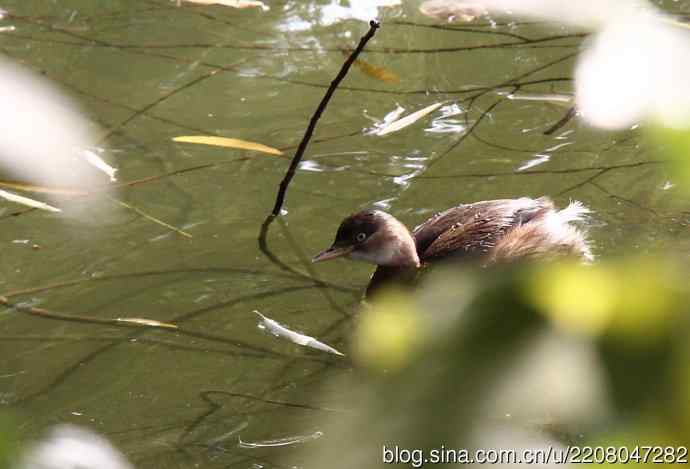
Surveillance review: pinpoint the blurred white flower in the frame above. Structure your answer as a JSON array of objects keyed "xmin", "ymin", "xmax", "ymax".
[
  {"xmin": 431, "ymin": 0, "xmax": 690, "ymax": 130},
  {"xmin": 0, "ymin": 57, "xmax": 114, "ymax": 198},
  {"xmin": 471, "ymin": 0, "xmax": 653, "ymax": 29},
  {"xmin": 321, "ymin": 0, "xmax": 401, "ymax": 24},
  {"xmin": 16, "ymin": 424, "xmax": 134, "ymax": 469},
  {"xmin": 576, "ymin": 15, "xmax": 690, "ymax": 129}
]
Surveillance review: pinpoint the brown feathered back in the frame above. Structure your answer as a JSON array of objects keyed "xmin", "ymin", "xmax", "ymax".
[{"xmin": 412, "ymin": 198, "xmax": 554, "ymax": 262}]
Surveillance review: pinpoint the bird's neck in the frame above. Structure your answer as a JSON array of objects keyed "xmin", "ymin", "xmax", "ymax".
[
  {"xmin": 366, "ymin": 264, "xmax": 418, "ymax": 299},
  {"xmin": 379, "ymin": 218, "xmax": 420, "ymax": 268}
]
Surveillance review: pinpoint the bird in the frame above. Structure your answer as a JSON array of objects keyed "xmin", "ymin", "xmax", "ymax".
[{"xmin": 312, "ymin": 197, "xmax": 593, "ymax": 297}]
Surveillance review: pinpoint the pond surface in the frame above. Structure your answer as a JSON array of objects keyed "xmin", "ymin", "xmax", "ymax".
[{"xmin": 0, "ymin": 1, "xmax": 689, "ymax": 467}]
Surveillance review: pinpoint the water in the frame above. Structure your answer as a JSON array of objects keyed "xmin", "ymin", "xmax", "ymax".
[{"xmin": 0, "ymin": 1, "xmax": 688, "ymax": 467}]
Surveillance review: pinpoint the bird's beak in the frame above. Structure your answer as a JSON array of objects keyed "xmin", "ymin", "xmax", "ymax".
[{"xmin": 312, "ymin": 245, "xmax": 354, "ymax": 263}]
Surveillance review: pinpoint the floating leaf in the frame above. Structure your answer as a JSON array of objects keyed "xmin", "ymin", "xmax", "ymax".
[
  {"xmin": 506, "ymin": 92, "xmax": 574, "ymax": 107},
  {"xmin": 238, "ymin": 431, "xmax": 323, "ymax": 448},
  {"xmin": 115, "ymin": 318, "xmax": 178, "ymax": 329},
  {"xmin": 341, "ymin": 50, "xmax": 400, "ymax": 84},
  {"xmin": 354, "ymin": 59, "xmax": 400, "ymax": 83},
  {"xmin": 180, "ymin": 0, "xmax": 269, "ymax": 11},
  {"xmin": 82, "ymin": 150, "xmax": 118, "ymax": 182},
  {"xmin": 0, "ymin": 181, "xmax": 87, "ymax": 196},
  {"xmin": 0, "ymin": 189, "xmax": 61, "ymax": 212},
  {"xmin": 254, "ymin": 311, "xmax": 344, "ymax": 356},
  {"xmin": 173, "ymin": 136, "xmax": 283, "ymax": 156},
  {"xmin": 374, "ymin": 102, "xmax": 445, "ymax": 136}
]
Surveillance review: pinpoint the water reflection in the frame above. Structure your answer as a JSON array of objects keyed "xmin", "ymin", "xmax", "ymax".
[
  {"xmin": 0, "ymin": 0, "xmax": 680, "ymax": 468},
  {"xmin": 425, "ymin": 102, "xmax": 466, "ymax": 134},
  {"xmin": 320, "ymin": 0, "xmax": 401, "ymax": 25}
]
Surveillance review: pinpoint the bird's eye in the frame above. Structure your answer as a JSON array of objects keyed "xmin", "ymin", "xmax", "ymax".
[{"xmin": 356, "ymin": 232, "xmax": 367, "ymax": 242}]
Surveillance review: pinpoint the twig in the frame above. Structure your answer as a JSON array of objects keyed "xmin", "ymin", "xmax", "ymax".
[
  {"xmin": 269, "ymin": 20, "xmax": 380, "ymax": 217},
  {"xmin": 557, "ymin": 168, "xmax": 610, "ymax": 196},
  {"xmin": 0, "ymin": 295, "xmax": 174, "ymax": 329},
  {"xmin": 255, "ymin": 21, "xmax": 379, "ymax": 295},
  {"xmin": 200, "ymin": 389, "xmax": 346, "ymax": 413},
  {"xmin": 543, "ymin": 106, "xmax": 578, "ymax": 135},
  {"xmin": 110, "ymin": 196, "xmax": 193, "ymax": 238}
]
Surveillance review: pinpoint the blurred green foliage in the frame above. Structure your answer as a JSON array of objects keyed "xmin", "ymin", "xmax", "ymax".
[
  {"xmin": 294, "ymin": 255, "xmax": 689, "ymax": 468},
  {"xmin": 0, "ymin": 414, "xmax": 18, "ymax": 469},
  {"xmin": 648, "ymin": 126, "xmax": 690, "ymax": 194}
]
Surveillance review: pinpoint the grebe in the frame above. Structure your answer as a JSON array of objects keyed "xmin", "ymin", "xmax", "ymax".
[{"xmin": 312, "ymin": 197, "xmax": 592, "ymax": 297}]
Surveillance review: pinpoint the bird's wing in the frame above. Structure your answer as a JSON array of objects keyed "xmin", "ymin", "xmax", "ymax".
[{"xmin": 413, "ymin": 198, "xmax": 553, "ymax": 261}]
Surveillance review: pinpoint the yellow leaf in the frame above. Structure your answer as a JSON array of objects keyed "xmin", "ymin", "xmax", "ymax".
[
  {"xmin": 173, "ymin": 136, "xmax": 284, "ymax": 156},
  {"xmin": 355, "ymin": 59, "xmax": 400, "ymax": 84},
  {"xmin": 342, "ymin": 50, "xmax": 400, "ymax": 84},
  {"xmin": 375, "ymin": 102, "xmax": 445, "ymax": 136},
  {"xmin": 180, "ymin": 0, "xmax": 269, "ymax": 10},
  {"xmin": 0, "ymin": 189, "xmax": 61, "ymax": 212},
  {"xmin": 115, "ymin": 318, "xmax": 178, "ymax": 329},
  {"xmin": 0, "ymin": 181, "xmax": 88, "ymax": 196}
]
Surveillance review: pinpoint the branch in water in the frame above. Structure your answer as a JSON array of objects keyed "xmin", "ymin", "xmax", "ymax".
[
  {"xmin": 256, "ymin": 21, "xmax": 380, "ymax": 297},
  {"xmin": 270, "ymin": 20, "xmax": 380, "ymax": 217},
  {"xmin": 544, "ymin": 106, "xmax": 578, "ymax": 135}
]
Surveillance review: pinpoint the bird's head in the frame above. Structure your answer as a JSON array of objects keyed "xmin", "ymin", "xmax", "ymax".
[{"xmin": 312, "ymin": 210, "xmax": 420, "ymax": 268}]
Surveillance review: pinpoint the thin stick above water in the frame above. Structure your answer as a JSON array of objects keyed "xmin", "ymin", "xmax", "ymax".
[{"xmin": 269, "ymin": 20, "xmax": 380, "ymax": 217}]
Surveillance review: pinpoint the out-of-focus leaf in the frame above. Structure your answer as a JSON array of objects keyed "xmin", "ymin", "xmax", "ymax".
[
  {"xmin": 82, "ymin": 150, "xmax": 117, "ymax": 182},
  {"xmin": 419, "ymin": 0, "xmax": 487, "ymax": 22},
  {"xmin": 0, "ymin": 414, "xmax": 18, "ymax": 469},
  {"xmin": 180, "ymin": 0, "xmax": 269, "ymax": 10},
  {"xmin": 255, "ymin": 311, "xmax": 344, "ymax": 356},
  {"xmin": 115, "ymin": 318, "xmax": 178, "ymax": 329},
  {"xmin": 354, "ymin": 291, "xmax": 425, "ymax": 371},
  {"xmin": 173, "ymin": 136, "xmax": 283, "ymax": 156},
  {"xmin": 528, "ymin": 262, "xmax": 616, "ymax": 336},
  {"xmin": 0, "ymin": 189, "xmax": 61, "ymax": 212},
  {"xmin": 677, "ymin": 342, "xmax": 690, "ymax": 435},
  {"xmin": 527, "ymin": 258, "xmax": 683, "ymax": 340},
  {"xmin": 0, "ymin": 181, "xmax": 87, "ymax": 196},
  {"xmin": 647, "ymin": 125, "xmax": 690, "ymax": 194},
  {"xmin": 374, "ymin": 102, "xmax": 445, "ymax": 136}
]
